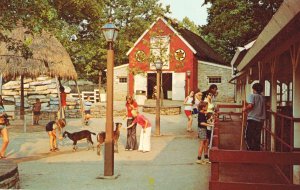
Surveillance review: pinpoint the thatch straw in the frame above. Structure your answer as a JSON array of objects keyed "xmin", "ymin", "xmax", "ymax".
[{"xmin": 0, "ymin": 27, "xmax": 77, "ymax": 80}]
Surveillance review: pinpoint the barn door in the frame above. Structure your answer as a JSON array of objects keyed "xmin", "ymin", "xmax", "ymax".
[
  {"xmin": 172, "ymin": 72, "xmax": 186, "ymax": 100},
  {"xmin": 134, "ymin": 73, "xmax": 147, "ymax": 103},
  {"xmin": 134, "ymin": 74, "xmax": 147, "ymax": 93}
]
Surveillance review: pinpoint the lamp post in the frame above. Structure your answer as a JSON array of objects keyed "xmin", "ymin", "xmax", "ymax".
[
  {"xmin": 155, "ymin": 61, "xmax": 163, "ymax": 136},
  {"xmin": 186, "ymin": 70, "xmax": 191, "ymax": 94},
  {"xmin": 101, "ymin": 19, "xmax": 119, "ymax": 177}
]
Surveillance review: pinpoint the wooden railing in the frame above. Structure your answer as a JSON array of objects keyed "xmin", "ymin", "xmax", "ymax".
[
  {"xmin": 209, "ymin": 105, "xmax": 300, "ymax": 190},
  {"xmin": 70, "ymin": 89, "xmax": 106, "ymax": 103},
  {"xmin": 210, "ymin": 149, "xmax": 300, "ymax": 190},
  {"xmin": 216, "ymin": 103, "xmax": 243, "ymax": 121}
]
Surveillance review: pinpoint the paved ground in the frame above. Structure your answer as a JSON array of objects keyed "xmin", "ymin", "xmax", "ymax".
[{"xmin": 3, "ymin": 103, "xmax": 210, "ymax": 190}]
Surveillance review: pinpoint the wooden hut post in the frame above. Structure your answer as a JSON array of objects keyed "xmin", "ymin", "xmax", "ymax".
[
  {"xmin": 55, "ymin": 76, "xmax": 62, "ymax": 119},
  {"xmin": 20, "ymin": 75, "xmax": 25, "ymax": 120},
  {"xmin": 270, "ymin": 58, "xmax": 278, "ymax": 151},
  {"xmin": 0, "ymin": 74, "xmax": 2, "ymax": 95},
  {"xmin": 290, "ymin": 44, "xmax": 300, "ymax": 183},
  {"xmin": 75, "ymin": 80, "xmax": 84, "ymax": 122}
]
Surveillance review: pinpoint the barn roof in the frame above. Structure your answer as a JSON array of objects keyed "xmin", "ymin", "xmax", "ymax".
[{"xmin": 174, "ymin": 25, "xmax": 227, "ymax": 65}]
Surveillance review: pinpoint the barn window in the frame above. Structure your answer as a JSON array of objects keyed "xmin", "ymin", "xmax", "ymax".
[
  {"xmin": 208, "ymin": 76, "xmax": 222, "ymax": 84},
  {"xmin": 119, "ymin": 77, "xmax": 127, "ymax": 83},
  {"xmin": 150, "ymin": 36, "xmax": 170, "ymax": 70}
]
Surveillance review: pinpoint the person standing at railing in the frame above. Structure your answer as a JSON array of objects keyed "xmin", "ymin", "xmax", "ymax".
[
  {"xmin": 243, "ymin": 83, "xmax": 266, "ymax": 151},
  {"xmin": 202, "ymin": 84, "xmax": 218, "ymax": 154}
]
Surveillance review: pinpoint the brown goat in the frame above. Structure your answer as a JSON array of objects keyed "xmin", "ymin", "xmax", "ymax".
[{"xmin": 97, "ymin": 122, "xmax": 122, "ymax": 156}]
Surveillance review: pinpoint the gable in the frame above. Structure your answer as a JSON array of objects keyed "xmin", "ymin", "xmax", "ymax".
[{"xmin": 126, "ymin": 17, "xmax": 196, "ymax": 56}]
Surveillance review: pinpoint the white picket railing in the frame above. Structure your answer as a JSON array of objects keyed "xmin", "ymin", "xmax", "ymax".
[{"xmin": 70, "ymin": 89, "xmax": 106, "ymax": 103}]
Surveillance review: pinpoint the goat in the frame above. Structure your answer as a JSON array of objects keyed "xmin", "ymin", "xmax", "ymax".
[
  {"xmin": 63, "ymin": 130, "xmax": 96, "ymax": 151},
  {"xmin": 97, "ymin": 122, "xmax": 122, "ymax": 156}
]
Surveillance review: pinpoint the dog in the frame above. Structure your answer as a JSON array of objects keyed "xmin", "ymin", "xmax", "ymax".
[
  {"xmin": 63, "ymin": 130, "xmax": 96, "ymax": 151},
  {"xmin": 97, "ymin": 122, "xmax": 122, "ymax": 156}
]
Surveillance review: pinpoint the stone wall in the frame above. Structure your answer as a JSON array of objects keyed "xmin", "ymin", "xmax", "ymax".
[
  {"xmin": 198, "ymin": 62, "xmax": 235, "ymax": 103},
  {"xmin": 113, "ymin": 65, "xmax": 128, "ymax": 101},
  {"xmin": 90, "ymin": 103, "xmax": 126, "ymax": 118},
  {"xmin": 142, "ymin": 105, "xmax": 181, "ymax": 115},
  {"xmin": 2, "ymin": 76, "xmax": 81, "ymax": 119},
  {"xmin": 0, "ymin": 160, "xmax": 20, "ymax": 189}
]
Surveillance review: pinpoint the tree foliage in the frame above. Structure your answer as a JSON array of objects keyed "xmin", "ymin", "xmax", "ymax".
[
  {"xmin": 201, "ymin": 0, "xmax": 283, "ymax": 62},
  {"xmin": 0, "ymin": 0, "xmax": 169, "ymax": 83},
  {"xmin": 178, "ymin": 17, "xmax": 201, "ymax": 35}
]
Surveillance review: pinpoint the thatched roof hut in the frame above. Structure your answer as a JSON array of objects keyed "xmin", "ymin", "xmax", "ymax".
[
  {"xmin": 0, "ymin": 27, "xmax": 79, "ymax": 120},
  {"xmin": 0, "ymin": 27, "xmax": 77, "ymax": 80}
]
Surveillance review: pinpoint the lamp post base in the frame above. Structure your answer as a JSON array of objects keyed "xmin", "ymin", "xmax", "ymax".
[{"xmin": 96, "ymin": 173, "xmax": 120, "ymax": 180}]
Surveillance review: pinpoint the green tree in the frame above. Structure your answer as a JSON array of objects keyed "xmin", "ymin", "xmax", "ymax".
[
  {"xmin": 201, "ymin": 0, "xmax": 283, "ymax": 62},
  {"xmin": 0, "ymin": 0, "xmax": 169, "ymax": 83},
  {"xmin": 179, "ymin": 17, "xmax": 201, "ymax": 35}
]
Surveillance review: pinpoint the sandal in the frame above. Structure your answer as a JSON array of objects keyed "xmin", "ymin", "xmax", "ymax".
[{"xmin": 0, "ymin": 155, "xmax": 7, "ymax": 159}]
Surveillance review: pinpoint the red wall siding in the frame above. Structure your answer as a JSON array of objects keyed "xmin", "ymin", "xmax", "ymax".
[{"xmin": 128, "ymin": 18, "xmax": 197, "ymax": 97}]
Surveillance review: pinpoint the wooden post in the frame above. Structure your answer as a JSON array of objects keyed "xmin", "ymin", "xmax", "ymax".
[
  {"xmin": 258, "ymin": 61, "xmax": 266, "ymax": 150},
  {"xmin": 20, "ymin": 75, "xmax": 25, "ymax": 120},
  {"xmin": 0, "ymin": 74, "xmax": 2, "ymax": 96},
  {"xmin": 245, "ymin": 72, "xmax": 251, "ymax": 97},
  {"xmin": 75, "ymin": 80, "xmax": 84, "ymax": 123},
  {"xmin": 55, "ymin": 77, "xmax": 62, "ymax": 119},
  {"xmin": 270, "ymin": 58, "xmax": 278, "ymax": 151},
  {"xmin": 155, "ymin": 69, "xmax": 161, "ymax": 136},
  {"xmin": 290, "ymin": 43, "xmax": 300, "ymax": 183}
]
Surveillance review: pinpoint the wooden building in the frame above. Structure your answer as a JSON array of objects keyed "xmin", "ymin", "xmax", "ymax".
[
  {"xmin": 126, "ymin": 17, "xmax": 234, "ymax": 103},
  {"xmin": 216, "ymin": 0, "xmax": 300, "ymax": 189}
]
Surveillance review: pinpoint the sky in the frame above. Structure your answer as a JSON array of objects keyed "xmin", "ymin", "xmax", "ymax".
[{"xmin": 159, "ymin": 0, "xmax": 210, "ymax": 26}]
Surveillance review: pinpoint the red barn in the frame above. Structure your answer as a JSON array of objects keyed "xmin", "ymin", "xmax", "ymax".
[{"xmin": 126, "ymin": 17, "xmax": 228, "ymax": 102}]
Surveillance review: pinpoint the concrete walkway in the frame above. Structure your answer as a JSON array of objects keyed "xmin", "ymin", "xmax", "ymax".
[{"xmin": 4, "ymin": 106, "xmax": 210, "ymax": 190}]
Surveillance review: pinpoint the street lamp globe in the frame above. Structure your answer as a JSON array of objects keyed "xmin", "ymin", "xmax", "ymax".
[
  {"xmin": 155, "ymin": 61, "xmax": 163, "ymax": 71},
  {"xmin": 101, "ymin": 20, "xmax": 119, "ymax": 43}
]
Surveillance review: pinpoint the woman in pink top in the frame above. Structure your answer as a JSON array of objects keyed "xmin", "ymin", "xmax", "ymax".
[{"xmin": 127, "ymin": 110, "xmax": 152, "ymax": 153}]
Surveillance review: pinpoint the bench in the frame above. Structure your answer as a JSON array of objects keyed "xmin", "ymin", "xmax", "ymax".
[{"xmin": 217, "ymin": 104, "xmax": 243, "ymax": 121}]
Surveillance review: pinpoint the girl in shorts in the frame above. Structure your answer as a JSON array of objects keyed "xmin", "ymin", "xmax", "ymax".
[
  {"xmin": 184, "ymin": 91, "xmax": 195, "ymax": 132},
  {"xmin": 45, "ymin": 119, "xmax": 66, "ymax": 152}
]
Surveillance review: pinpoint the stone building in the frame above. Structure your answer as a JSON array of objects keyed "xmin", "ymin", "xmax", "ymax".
[
  {"xmin": 198, "ymin": 61, "xmax": 234, "ymax": 102},
  {"xmin": 106, "ymin": 63, "xmax": 129, "ymax": 101}
]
